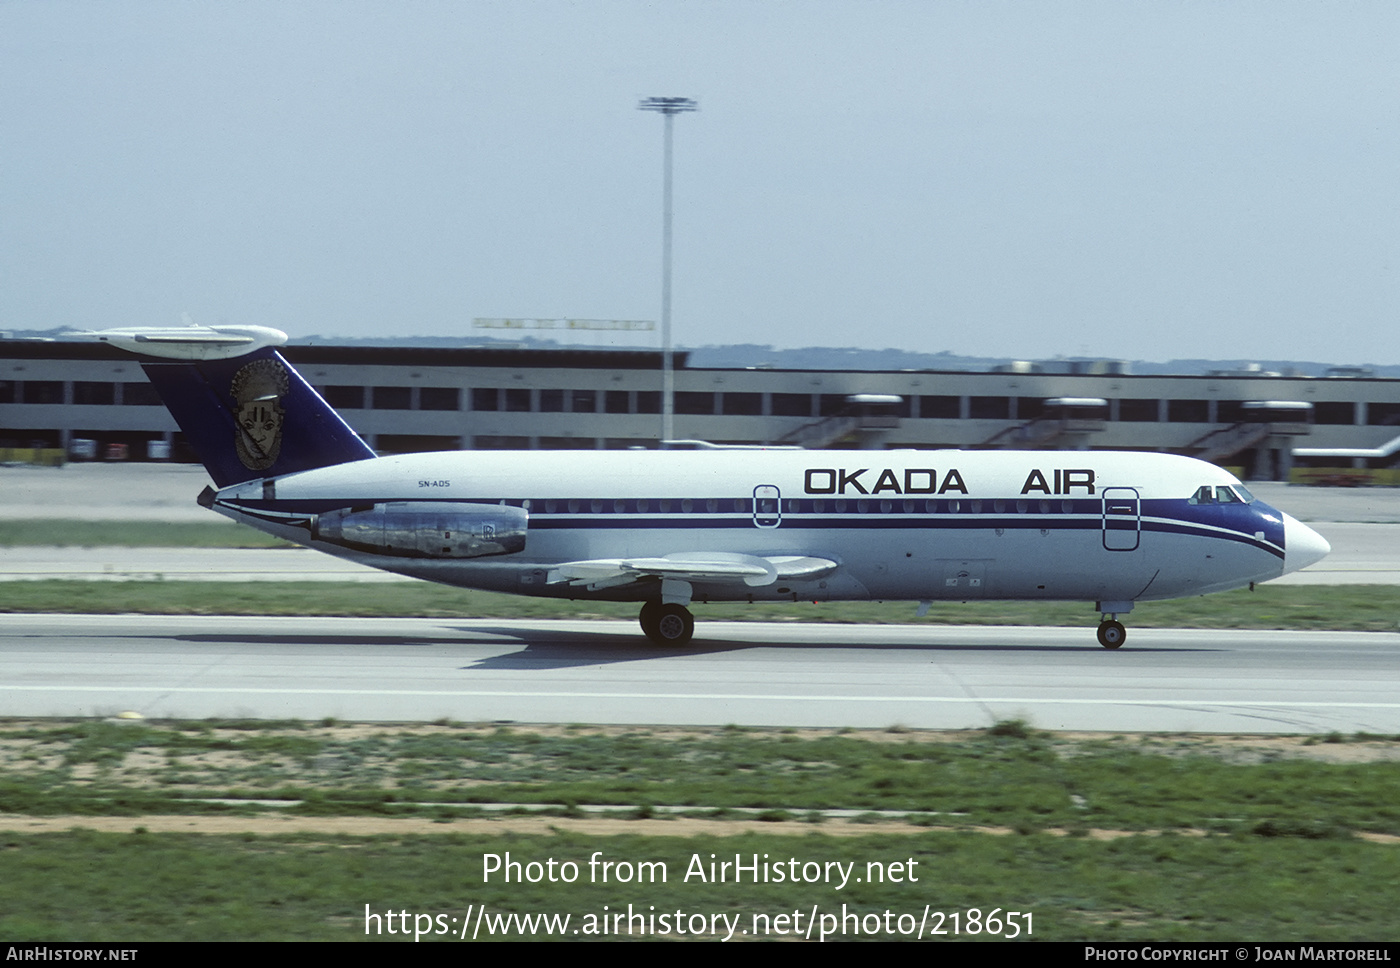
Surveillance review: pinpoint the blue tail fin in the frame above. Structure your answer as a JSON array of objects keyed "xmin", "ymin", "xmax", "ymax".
[{"xmin": 143, "ymin": 347, "xmax": 376, "ymax": 487}]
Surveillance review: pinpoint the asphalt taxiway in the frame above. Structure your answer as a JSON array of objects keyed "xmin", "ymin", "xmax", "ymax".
[{"xmin": 3, "ymin": 613, "xmax": 1397, "ymax": 733}]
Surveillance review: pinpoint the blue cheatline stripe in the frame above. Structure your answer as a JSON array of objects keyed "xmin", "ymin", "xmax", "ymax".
[{"xmin": 220, "ymin": 499, "xmax": 1285, "ymax": 559}]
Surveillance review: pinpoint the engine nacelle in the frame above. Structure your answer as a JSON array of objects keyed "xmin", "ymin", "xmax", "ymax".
[{"xmin": 312, "ymin": 501, "xmax": 527, "ymax": 558}]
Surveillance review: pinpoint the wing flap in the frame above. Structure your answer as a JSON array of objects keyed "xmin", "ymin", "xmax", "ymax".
[{"xmin": 547, "ymin": 552, "xmax": 837, "ymax": 591}]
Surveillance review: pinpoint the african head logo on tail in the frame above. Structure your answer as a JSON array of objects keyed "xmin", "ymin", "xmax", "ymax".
[{"xmin": 230, "ymin": 357, "xmax": 290, "ymax": 471}]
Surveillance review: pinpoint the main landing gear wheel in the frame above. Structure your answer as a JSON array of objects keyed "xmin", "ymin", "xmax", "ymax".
[
  {"xmin": 640, "ymin": 602, "xmax": 695, "ymax": 647},
  {"xmin": 1097, "ymin": 620, "xmax": 1127, "ymax": 650}
]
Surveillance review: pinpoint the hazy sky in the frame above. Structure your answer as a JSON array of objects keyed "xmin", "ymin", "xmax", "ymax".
[{"xmin": 4, "ymin": 2, "xmax": 1398, "ymax": 364}]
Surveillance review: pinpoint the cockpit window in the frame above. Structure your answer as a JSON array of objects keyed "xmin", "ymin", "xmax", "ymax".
[{"xmin": 1189, "ymin": 484, "xmax": 1251, "ymax": 505}]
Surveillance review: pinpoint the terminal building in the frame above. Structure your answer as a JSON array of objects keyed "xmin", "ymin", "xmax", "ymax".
[{"xmin": 4, "ymin": 338, "xmax": 1400, "ymax": 482}]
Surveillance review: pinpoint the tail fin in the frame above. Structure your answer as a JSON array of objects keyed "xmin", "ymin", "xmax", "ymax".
[
  {"xmin": 143, "ymin": 347, "xmax": 376, "ymax": 487},
  {"xmin": 74, "ymin": 325, "xmax": 375, "ymax": 487}
]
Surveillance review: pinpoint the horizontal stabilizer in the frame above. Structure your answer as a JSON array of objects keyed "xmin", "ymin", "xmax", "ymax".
[{"xmin": 70, "ymin": 325, "xmax": 288, "ymax": 361}]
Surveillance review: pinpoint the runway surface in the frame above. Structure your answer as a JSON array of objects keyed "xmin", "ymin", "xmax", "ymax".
[{"xmin": 4, "ymin": 614, "xmax": 1397, "ymax": 734}]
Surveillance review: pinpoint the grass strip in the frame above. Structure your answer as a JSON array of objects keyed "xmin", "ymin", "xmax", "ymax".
[
  {"xmin": 0, "ymin": 829, "xmax": 1395, "ymax": 941},
  {"xmin": 3, "ymin": 722, "xmax": 1397, "ymax": 940},
  {"xmin": 3, "ymin": 721, "xmax": 1398, "ymax": 836},
  {"xmin": 0, "ymin": 519, "xmax": 290, "ymax": 548}
]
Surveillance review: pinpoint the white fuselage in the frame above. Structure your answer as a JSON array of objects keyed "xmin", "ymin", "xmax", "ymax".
[{"xmin": 209, "ymin": 449, "xmax": 1326, "ymax": 608}]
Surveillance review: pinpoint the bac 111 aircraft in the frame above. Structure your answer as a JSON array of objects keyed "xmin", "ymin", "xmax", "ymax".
[{"xmin": 83, "ymin": 325, "xmax": 1331, "ymax": 649}]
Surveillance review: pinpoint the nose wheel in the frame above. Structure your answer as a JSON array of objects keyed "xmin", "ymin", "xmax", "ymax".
[
  {"xmin": 1097, "ymin": 619, "xmax": 1127, "ymax": 649},
  {"xmin": 640, "ymin": 602, "xmax": 695, "ymax": 646}
]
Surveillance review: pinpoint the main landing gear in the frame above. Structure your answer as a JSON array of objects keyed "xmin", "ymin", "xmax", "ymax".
[{"xmin": 639, "ymin": 601, "xmax": 695, "ymax": 646}]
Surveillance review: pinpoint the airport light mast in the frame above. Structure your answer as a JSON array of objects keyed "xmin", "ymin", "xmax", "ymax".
[{"xmin": 638, "ymin": 96, "xmax": 698, "ymax": 445}]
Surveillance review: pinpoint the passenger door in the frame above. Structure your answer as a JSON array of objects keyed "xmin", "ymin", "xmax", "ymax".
[{"xmin": 1101, "ymin": 487, "xmax": 1141, "ymax": 551}]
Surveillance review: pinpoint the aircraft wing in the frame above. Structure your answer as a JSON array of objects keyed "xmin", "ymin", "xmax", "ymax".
[{"xmin": 547, "ymin": 552, "xmax": 837, "ymax": 592}]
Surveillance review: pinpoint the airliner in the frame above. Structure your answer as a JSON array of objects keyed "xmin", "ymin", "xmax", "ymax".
[{"xmin": 81, "ymin": 325, "xmax": 1331, "ymax": 649}]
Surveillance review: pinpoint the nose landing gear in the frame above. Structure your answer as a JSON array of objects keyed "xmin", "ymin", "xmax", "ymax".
[
  {"xmin": 1095, "ymin": 601, "xmax": 1133, "ymax": 649},
  {"xmin": 1096, "ymin": 619, "xmax": 1127, "ymax": 649}
]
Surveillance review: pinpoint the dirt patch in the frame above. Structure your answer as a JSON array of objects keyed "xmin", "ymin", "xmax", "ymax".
[
  {"xmin": 0, "ymin": 813, "xmax": 928, "ymax": 837},
  {"xmin": 4, "ymin": 814, "xmax": 1394, "ymax": 844}
]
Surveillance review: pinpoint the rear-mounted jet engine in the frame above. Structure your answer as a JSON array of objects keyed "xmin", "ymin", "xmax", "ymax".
[{"xmin": 312, "ymin": 502, "xmax": 527, "ymax": 559}]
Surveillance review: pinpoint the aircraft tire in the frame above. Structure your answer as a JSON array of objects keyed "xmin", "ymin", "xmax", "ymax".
[
  {"xmin": 644, "ymin": 603, "xmax": 695, "ymax": 647},
  {"xmin": 639, "ymin": 601, "xmax": 663, "ymax": 640},
  {"xmin": 1097, "ymin": 620, "xmax": 1126, "ymax": 650}
]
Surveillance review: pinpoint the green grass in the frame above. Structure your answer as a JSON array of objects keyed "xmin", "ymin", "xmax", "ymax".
[
  {"xmin": 1, "ymin": 579, "xmax": 1397, "ymax": 631},
  {"xmin": 0, "ymin": 829, "xmax": 1396, "ymax": 941},
  {"xmin": 4, "ymin": 721, "xmax": 1399, "ymax": 836},
  {"xmin": 1, "ymin": 718, "xmax": 1398, "ymax": 941},
  {"xmin": 0, "ymin": 519, "xmax": 291, "ymax": 548}
]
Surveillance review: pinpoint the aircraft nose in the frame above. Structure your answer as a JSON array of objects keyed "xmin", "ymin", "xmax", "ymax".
[{"xmin": 1282, "ymin": 513, "xmax": 1330, "ymax": 574}]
